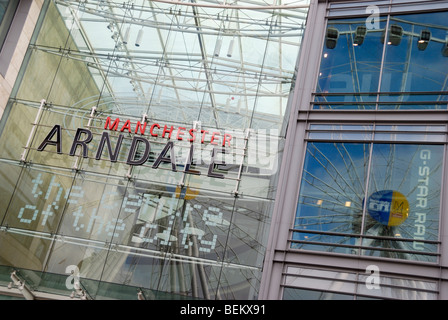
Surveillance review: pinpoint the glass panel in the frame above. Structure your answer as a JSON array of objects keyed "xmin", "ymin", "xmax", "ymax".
[
  {"xmin": 0, "ymin": 230, "xmax": 53, "ymax": 271},
  {"xmin": 284, "ymin": 273, "xmax": 357, "ymax": 295},
  {"xmin": 316, "ymin": 11, "xmax": 448, "ymax": 110},
  {"xmin": 308, "ymin": 125, "xmax": 374, "ymax": 141},
  {"xmin": 0, "ymin": 160, "xmax": 22, "ymax": 222},
  {"xmin": 283, "ymin": 287, "xmax": 355, "ymax": 300},
  {"xmin": 283, "ymin": 270, "xmax": 437, "ymax": 300},
  {"xmin": 224, "ymin": 197, "xmax": 272, "ymax": 268},
  {"xmin": 216, "ymin": 267, "xmax": 262, "ymax": 300},
  {"xmin": 293, "ymin": 142, "xmax": 369, "ymax": 253},
  {"xmin": 308, "ymin": 132, "xmax": 371, "ymax": 141},
  {"xmin": 315, "ymin": 17, "xmax": 387, "ymax": 110},
  {"xmin": 2, "ymin": 166, "xmax": 74, "ymax": 233},
  {"xmin": 239, "ymin": 131, "xmax": 283, "ymax": 199},
  {"xmin": 57, "ymin": 175, "xmax": 125, "ymax": 243},
  {"xmin": 362, "ymin": 144, "xmax": 443, "ymax": 261},
  {"xmin": 283, "ymin": 266, "xmax": 438, "ymax": 300},
  {"xmin": 44, "ymin": 237, "xmax": 109, "ymax": 286},
  {"xmin": 310, "ymin": 124, "xmax": 374, "ymax": 131},
  {"xmin": 374, "ymin": 126, "xmax": 446, "ymax": 142},
  {"xmin": 379, "ymin": 11, "xmax": 448, "ymax": 110},
  {"xmin": 374, "ymin": 133, "xmax": 446, "ymax": 142},
  {"xmin": 293, "ymin": 142, "xmax": 443, "ymax": 262},
  {"xmin": 0, "ymin": 102, "xmax": 38, "ymax": 161},
  {"xmin": 357, "ymin": 273, "xmax": 438, "ymax": 299},
  {"xmin": 376, "ymin": 125, "xmax": 446, "ymax": 132}
]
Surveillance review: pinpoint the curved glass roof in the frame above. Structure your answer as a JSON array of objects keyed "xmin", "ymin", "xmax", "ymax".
[{"xmin": 52, "ymin": 0, "xmax": 310, "ymax": 131}]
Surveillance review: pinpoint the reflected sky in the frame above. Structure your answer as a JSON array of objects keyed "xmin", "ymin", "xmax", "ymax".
[
  {"xmin": 51, "ymin": 0, "xmax": 309, "ymax": 130},
  {"xmin": 315, "ymin": 10, "xmax": 448, "ymax": 110},
  {"xmin": 293, "ymin": 141, "xmax": 443, "ymax": 261}
]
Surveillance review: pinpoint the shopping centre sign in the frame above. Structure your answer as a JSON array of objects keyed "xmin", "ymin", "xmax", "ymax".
[
  {"xmin": 20, "ymin": 113, "xmax": 278, "ymax": 250},
  {"xmin": 102, "ymin": 116, "xmax": 233, "ymax": 147},
  {"xmin": 36, "ymin": 116, "xmax": 233, "ymax": 178}
]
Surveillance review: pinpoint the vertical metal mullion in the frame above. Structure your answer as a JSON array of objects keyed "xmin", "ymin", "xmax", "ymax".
[
  {"xmin": 21, "ymin": 99, "xmax": 47, "ymax": 162},
  {"xmin": 375, "ymin": 4, "xmax": 392, "ymax": 110},
  {"xmin": 179, "ymin": 120, "xmax": 200, "ymax": 187},
  {"xmin": 233, "ymin": 128, "xmax": 250, "ymax": 197},
  {"xmin": 125, "ymin": 112, "xmax": 147, "ymax": 179},
  {"xmin": 359, "ymin": 124, "xmax": 377, "ymax": 256}
]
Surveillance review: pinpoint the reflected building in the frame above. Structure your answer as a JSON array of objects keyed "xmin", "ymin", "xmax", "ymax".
[{"xmin": 0, "ymin": 0, "xmax": 447, "ymax": 301}]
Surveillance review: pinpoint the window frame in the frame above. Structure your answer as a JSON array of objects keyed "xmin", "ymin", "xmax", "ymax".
[{"xmin": 0, "ymin": 0, "xmax": 19, "ymax": 52}]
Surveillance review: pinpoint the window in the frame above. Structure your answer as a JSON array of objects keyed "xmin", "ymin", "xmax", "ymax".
[
  {"xmin": 291, "ymin": 125, "xmax": 444, "ymax": 262},
  {"xmin": 314, "ymin": 11, "xmax": 448, "ymax": 110},
  {"xmin": 0, "ymin": 0, "xmax": 19, "ymax": 52},
  {"xmin": 282, "ymin": 266, "xmax": 438, "ymax": 300}
]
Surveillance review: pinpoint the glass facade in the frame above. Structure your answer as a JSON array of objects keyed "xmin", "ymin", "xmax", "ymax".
[
  {"xmin": 0, "ymin": 0, "xmax": 309, "ymax": 299},
  {"xmin": 3, "ymin": 0, "xmax": 447, "ymax": 302}
]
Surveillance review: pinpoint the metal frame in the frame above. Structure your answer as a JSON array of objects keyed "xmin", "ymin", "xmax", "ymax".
[{"xmin": 50, "ymin": 0, "xmax": 310, "ymax": 131}]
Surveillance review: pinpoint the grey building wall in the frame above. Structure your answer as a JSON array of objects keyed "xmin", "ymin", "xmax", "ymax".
[
  {"xmin": 260, "ymin": 0, "xmax": 448, "ymax": 300},
  {"xmin": 0, "ymin": 0, "xmax": 43, "ymax": 117}
]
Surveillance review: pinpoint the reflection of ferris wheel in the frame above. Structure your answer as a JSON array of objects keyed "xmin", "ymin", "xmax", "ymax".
[
  {"xmin": 117, "ymin": 183, "xmax": 268, "ymax": 299},
  {"xmin": 316, "ymin": 15, "xmax": 448, "ymax": 109},
  {"xmin": 294, "ymin": 142, "xmax": 442, "ymax": 261}
]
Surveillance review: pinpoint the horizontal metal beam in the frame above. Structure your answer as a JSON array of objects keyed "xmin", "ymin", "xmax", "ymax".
[{"xmin": 298, "ymin": 109, "xmax": 448, "ymax": 123}]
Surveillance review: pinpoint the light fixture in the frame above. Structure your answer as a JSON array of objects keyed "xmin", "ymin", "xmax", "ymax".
[
  {"xmin": 227, "ymin": 38, "xmax": 234, "ymax": 57},
  {"xmin": 123, "ymin": 25, "xmax": 130, "ymax": 45},
  {"xmin": 135, "ymin": 28, "xmax": 143, "ymax": 47},
  {"xmin": 442, "ymin": 35, "xmax": 448, "ymax": 57},
  {"xmin": 325, "ymin": 27, "xmax": 339, "ymax": 49},
  {"xmin": 107, "ymin": 22, "xmax": 114, "ymax": 31},
  {"xmin": 417, "ymin": 29, "xmax": 431, "ymax": 51},
  {"xmin": 345, "ymin": 201, "xmax": 351, "ymax": 207},
  {"xmin": 388, "ymin": 24, "xmax": 403, "ymax": 46},
  {"xmin": 353, "ymin": 25, "xmax": 367, "ymax": 46},
  {"xmin": 214, "ymin": 37, "xmax": 222, "ymax": 57}
]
